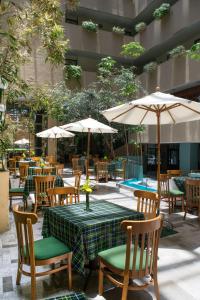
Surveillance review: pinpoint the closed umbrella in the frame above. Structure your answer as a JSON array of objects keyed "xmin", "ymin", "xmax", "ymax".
[
  {"xmin": 36, "ymin": 126, "xmax": 75, "ymax": 160},
  {"xmin": 102, "ymin": 90, "xmax": 200, "ymax": 199},
  {"xmin": 61, "ymin": 117, "xmax": 117, "ymax": 177}
]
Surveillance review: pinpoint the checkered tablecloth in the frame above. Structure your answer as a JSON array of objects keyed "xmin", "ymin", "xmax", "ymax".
[
  {"xmin": 23, "ymin": 175, "xmax": 64, "ymax": 199},
  {"xmin": 46, "ymin": 292, "xmax": 87, "ymax": 300},
  {"xmin": 42, "ymin": 200, "xmax": 143, "ymax": 275}
]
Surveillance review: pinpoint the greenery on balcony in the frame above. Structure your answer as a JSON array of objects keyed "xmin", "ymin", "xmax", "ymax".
[
  {"xmin": 98, "ymin": 57, "xmax": 116, "ymax": 75},
  {"xmin": 143, "ymin": 62, "xmax": 158, "ymax": 72},
  {"xmin": 135, "ymin": 22, "xmax": 147, "ymax": 33},
  {"xmin": 121, "ymin": 42, "xmax": 145, "ymax": 58},
  {"xmin": 169, "ymin": 45, "xmax": 186, "ymax": 58},
  {"xmin": 153, "ymin": 3, "xmax": 170, "ymax": 20},
  {"xmin": 82, "ymin": 20, "xmax": 98, "ymax": 32},
  {"xmin": 187, "ymin": 43, "xmax": 200, "ymax": 61},
  {"xmin": 112, "ymin": 26, "xmax": 125, "ymax": 35},
  {"xmin": 64, "ymin": 65, "xmax": 82, "ymax": 80}
]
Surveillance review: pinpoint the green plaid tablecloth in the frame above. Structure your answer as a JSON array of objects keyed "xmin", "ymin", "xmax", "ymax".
[
  {"xmin": 46, "ymin": 292, "xmax": 87, "ymax": 300},
  {"xmin": 23, "ymin": 175, "xmax": 64, "ymax": 199},
  {"xmin": 42, "ymin": 200, "xmax": 143, "ymax": 275}
]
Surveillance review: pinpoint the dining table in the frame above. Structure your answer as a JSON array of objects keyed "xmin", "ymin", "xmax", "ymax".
[
  {"xmin": 28, "ymin": 166, "xmax": 56, "ymax": 176},
  {"xmin": 42, "ymin": 200, "xmax": 143, "ymax": 275},
  {"xmin": 173, "ymin": 173, "xmax": 200, "ymax": 194}
]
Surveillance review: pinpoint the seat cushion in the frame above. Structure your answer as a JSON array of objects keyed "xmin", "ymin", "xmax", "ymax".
[
  {"xmin": 170, "ymin": 189, "xmax": 184, "ymax": 196},
  {"xmin": 34, "ymin": 237, "xmax": 71, "ymax": 260},
  {"xmin": 98, "ymin": 244, "xmax": 149, "ymax": 271},
  {"xmin": 115, "ymin": 169, "xmax": 123, "ymax": 172},
  {"xmin": 9, "ymin": 187, "xmax": 24, "ymax": 193}
]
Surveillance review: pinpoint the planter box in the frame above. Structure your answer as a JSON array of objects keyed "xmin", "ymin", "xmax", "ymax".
[{"xmin": 0, "ymin": 171, "xmax": 9, "ymax": 232}]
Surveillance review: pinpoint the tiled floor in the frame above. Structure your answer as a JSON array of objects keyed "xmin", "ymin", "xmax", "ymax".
[{"xmin": 1, "ymin": 173, "xmax": 200, "ymax": 299}]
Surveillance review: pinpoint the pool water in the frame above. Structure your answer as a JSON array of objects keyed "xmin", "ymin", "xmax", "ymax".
[{"xmin": 120, "ymin": 178, "xmax": 157, "ymax": 192}]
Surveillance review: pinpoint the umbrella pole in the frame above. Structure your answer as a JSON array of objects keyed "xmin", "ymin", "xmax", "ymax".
[
  {"xmin": 86, "ymin": 129, "xmax": 91, "ymax": 178},
  {"xmin": 157, "ymin": 111, "xmax": 161, "ymax": 202}
]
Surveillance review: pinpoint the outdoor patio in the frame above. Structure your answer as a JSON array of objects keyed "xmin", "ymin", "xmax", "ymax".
[{"xmin": 1, "ymin": 170, "xmax": 200, "ymax": 300}]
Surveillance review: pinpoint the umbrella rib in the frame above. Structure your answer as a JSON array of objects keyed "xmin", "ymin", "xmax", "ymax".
[
  {"xmin": 179, "ymin": 103, "xmax": 200, "ymax": 115},
  {"xmin": 140, "ymin": 109, "xmax": 149, "ymax": 124},
  {"xmin": 112, "ymin": 104, "xmax": 137, "ymax": 121}
]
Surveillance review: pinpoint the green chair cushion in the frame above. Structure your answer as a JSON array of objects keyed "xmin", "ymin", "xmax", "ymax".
[
  {"xmin": 98, "ymin": 244, "xmax": 149, "ymax": 271},
  {"xmin": 34, "ymin": 237, "xmax": 71, "ymax": 260},
  {"xmin": 170, "ymin": 189, "xmax": 184, "ymax": 196},
  {"xmin": 9, "ymin": 187, "xmax": 24, "ymax": 193},
  {"xmin": 115, "ymin": 169, "xmax": 123, "ymax": 172}
]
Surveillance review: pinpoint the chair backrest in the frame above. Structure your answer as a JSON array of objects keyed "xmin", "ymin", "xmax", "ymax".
[
  {"xmin": 159, "ymin": 173, "xmax": 169, "ymax": 197},
  {"xmin": 121, "ymin": 215, "xmax": 162, "ymax": 278},
  {"xmin": 121, "ymin": 159, "xmax": 127, "ymax": 169},
  {"xmin": 134, "ymin": 190, "xmax": 159, "ymax": 219},
  {"xmin": 35, "ymin": 176, "xmax": 55, "ymax": 205},
  {"xmin": 186, "ymin": 179, "xmax": 200, "ymax": 209},
  {"xmin": 74, "ymin": 172, "xmax": 81, "ymax": 190},
  {"xmin": 47, "ymin": 186, "xmax": 77, "ymax": 206},
  {"xmin": 19, "ymin": 165, "xmax": 28, "ymax": 180},
  {"xmin": 45, "ymin": 155, "xmax": 56, "ymax": 164},
  {"xmin": 72, "ymin": 158, "xmax": 80, "ymax": 169},
  {"xmin": 54, "ymin": 164, "xmax": 64, "ymax": 176},
  {"xmin": 167, "ymin": 169, "xmax": 182, "ymax": 178},
  {"xmin": 34, "ymin": 168, "xmax": 43, "ymax": 175},
  {"xmin": 96, "ymin": 161, "xmax": 108, "ymax": 172},
  {"xmin": 13, "ymin": 205, "xmax": 38, "ymax": 265},
  {"xmin": 8, "ymin": 158, "xmax": 16, "ymax": 171},
  {"xmin": 43, "ymin": 167, "xmax": 54, "ymax": 175}
]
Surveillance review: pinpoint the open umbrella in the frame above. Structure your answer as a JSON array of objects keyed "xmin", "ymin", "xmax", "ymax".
[
  {"xmin": 36, "ymin": 126, "xmax": 75, "ymax": 160},
  {"xmin": 102, "ymin": 90, "xmax": 200, "ymax": 199},
  {"xmin": 61, "ymin": 117, "xmax": 118, "ymax": 177},
  {"xmin": 14, "ymin": 138, "xmax": 30, "ymax": 145}
]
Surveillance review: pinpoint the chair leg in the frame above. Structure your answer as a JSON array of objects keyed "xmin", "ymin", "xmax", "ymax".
[
  {"xmin": 153, "ymin": 272, "xmax": 160, "ymax": 300},
  {"xmin": 68, "ymin": 254, "xmax": 72, "ymax": 290},
  {"xmin": 98, "ymin": 261, "xmax": 104, "ymax": 295},
  {"xmin": 181, "ymin": 197, "xmax": 184, "ymax": 212},
  {"xmin": 9, "ymin": 196, "xmax": 12, "ymax": 211},
  {"xmin": 122, "ymin": 273, "xmax": 129, "ymax": 300},
  {"xmin": 31, "ymin": 271, "xmax": 36, "ymax": 300},
  {"xmin": 16, "ymin": 260, "xmax": 22, "ymax": 285}
]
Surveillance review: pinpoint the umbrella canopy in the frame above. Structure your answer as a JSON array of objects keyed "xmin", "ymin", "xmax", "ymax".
[
  {"xmin": 36, "ymin": 126, "xmax": 75, "ymax": 139},
  {"xmin": 102, "ymin": 91, "xmax": 200, "ymax": 199},
  {"xmin": 61, "ymin": 117, "xmax": 117, "ymax": 177},
  {"xmin": 14, "ymin": 138, "xmax": 30, "ymax": 145}
]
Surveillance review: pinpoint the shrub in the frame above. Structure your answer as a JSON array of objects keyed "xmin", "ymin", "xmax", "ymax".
[
  {"xmin": 121, "ymin": 42, "xmax": 145, "ymax": 58},
  {"xmin": 187, "ymin": 43, "xmax": 200, "ymax": 61},
  {"xmin": 112, "ymin": 26, "xmax": 125, "ymax": 35},
  {"xmin": 153, "ymin": 3, "xmax": 170, "ymax": 20},
  {"xmin": 143, "ymin": 62, "xmax": 158, "ymax": 72},
  {"xmin": 168, "ymin": 45, "xmax": 186, "ymax": 58},
  {"xmin": 98, "ymin": 56, "xmax": 117, "ymax": 75},
  {"xmin": 82, "ymin": 20, "xmax": 98, "ymax": 32},
  {"xmin": 135, "ymin": 22, "xmax": 146, "ymax": 33},
  {"xmin": 64, "ymin": 65, "xmax": 82, "ymax": 80}
]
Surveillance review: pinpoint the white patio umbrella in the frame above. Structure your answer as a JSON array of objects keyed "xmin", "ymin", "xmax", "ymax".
[
  {"xmin": 14, "ymin": 138, "xmax": 30, "ymax": 145},
  {"xmin": 36, "ymin": 126, "xmax": 75, "ymax": 160},
  {"xmin": 102, "ymin": 90, "xmax": 200, "ymax": 199},
  {"xmin": 61, "ymin": 117, "xmax": 118, "ymax": 176}
]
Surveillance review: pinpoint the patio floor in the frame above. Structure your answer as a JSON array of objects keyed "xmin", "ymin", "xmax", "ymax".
[{"xmin": 1, "ymin": 171, "xmax": 200, "ymax": 300}]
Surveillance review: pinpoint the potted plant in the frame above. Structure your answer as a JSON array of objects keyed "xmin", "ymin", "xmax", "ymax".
[
  {"xmin": 143, "ymin": 61, "xmax": 158, "ymax": 72},
  {"xmin": 121, "ymin": 42, "xmax": 145, "ymax": 58},
  {"xmin": 81, "ymin": 178, "xmax": 93, "ymax": 211},
  {"xmin": 153, "ymin": 3, "xmax": 170, "ymax": 20},
  {"xmin": 135, "ymin": 22, "xmax": 147, "ymax": 33},
  {"xmin": 82, "ymin": 20, "xmax": 98, "ymax": 32},
  {"xmin": 112, "ymin": 26, "xmax": 125, "ymax": 35},
  {"xmin": 168, "ymin": 45, "xmax": 186, "ymax": 58},
  {"xmin": 187, "ymin": 43, "xmax": 200, "ymax": 61}
]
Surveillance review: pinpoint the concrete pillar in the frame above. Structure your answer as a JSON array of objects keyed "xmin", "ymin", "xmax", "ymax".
[{"xmin": 0, "ymin": 171, "xmax": 9, "ymax": 232}]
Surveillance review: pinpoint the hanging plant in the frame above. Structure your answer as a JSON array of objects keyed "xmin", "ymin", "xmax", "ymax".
[
  {"xmin": 64, "ymin": 65, "xmax": 82, "ymax": 80},
  {"xmin": 143, "ymin": 62, "xmax": 158, "ymax": 72},
  {"xmin": 82, "ymin": 20, "xmax": 98, "ymax": 32},
  {"xmin": 153, "ymin": 3, "xmax": 170, "ymax": 20},
  {"xmin": 112, "ymin": 26, "xmax": 125, "ymax": 35},
  {"xmin": 135, "ymin": 22, "xmax": 146, "ymax": 33},
  {"xmin": 168, "ymin": 45, "xmax": 186, "ymax": 58},
  {"xmin": 121, "ymin": 42, "xmax": 145, "ymax": 58},
  {"xmin": 98, "ymin": 56, "xmax": 117, "ymax": 75},
  {"xmin": 187, "ymin": 43, "xmax": 200, "ymax": 61}
]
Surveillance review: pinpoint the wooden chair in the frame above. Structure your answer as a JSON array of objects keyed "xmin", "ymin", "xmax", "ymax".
[
  {"xmin": 8, "ymin": 158, "xmax": 17, "ymax": 175},
  {"xmin": 85, "ymin": 159, "xmax": 95, "ymax": 177},
  {"xmin": 96, "ymin": 161, "xmax": 108, "ymax": 182},
  {"xmin": 13, "ymin": 205, "xmax": 72, "ymax": 300},
  {"xmin": 54, "ymin": 163, "xmax": 64, "ymax": 176},
  {"xmin": 72, "ymin": 158, "xmax": 82, "ymax": 175},
  {"xmin": 46, "ymin": 155, "xmax": 56, "ymax": 165},
  {"xmin": 98, "ymin": 215, "xmax": 162, "ymax": 300},
  {"xmin": 185, "ymin": 179, "xmax": 200, "ymax": 219},
  {"xmin": 9, "ymin": 179, "xmax": 24, "ymax": 211},
  {"xmin": 134, "ymin": 190, "xmax": 159, "ymax": 219},
  {"xmin": 74, "ymin": 171, "xmax": 81, "ymax": 203},
  {"xmin": 47, "ymin": 186, "xmax": 77, "ymax": 206},
  {"xmin": 43, "ymin": 167, "xmax": 54, "ymax": 175},
  {"xmin": 19, "ymin": 164, "xmax": 28, "ymax": 185},
  {"xmin": 115, "ymin": 160, "xmax": 127, "ymax": 180},
  {"xmin": 34, "ymin": 176, "xmax": 55, "ymax": 213},
  {"xmin": 34, "ymin": 168, "xmax": 42, "ymax": 175},
  {"xmin": 167, "ymin": 169, "xmax": 182, "ymax": 178}
]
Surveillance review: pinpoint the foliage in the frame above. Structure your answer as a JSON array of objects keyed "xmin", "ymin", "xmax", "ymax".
[
  {"xmin": 64, "ymin": 65, "xmax": 82, "ymax": 80},
  {"xmin": 82, "ymin": 20, "xmax": 98, "ymax": 32},
  {"xmin": 81, "ymin": 178, "xmax": 93, "ymax": 193},
  {"xmin": 98, "ymin": 57, "xmax": 117, "ymax": 75},
  {"xmin": 168, "ymin": 45, "xmax": 186, "ymax": 58},
  {"xmin": 153, "ymin": 3, "xmax": 170, "ymax": 20},
  {"xmin": 135, "ymin": 22, "xmax": 146, "ymax": 33},
  {"xmin": 112, "ymin": 26, "xmax": 125, "ymax": 35},
  {"xmin": 121, "ymin": 42, "xmax": 145, "ymax": 58},
  {"xmin": 187, "ymin": 43, "xmax": 200, "ymax": 61},
  {"xmin": 143, "ymin": 61, "xmax": 158, "ymax": 72}
]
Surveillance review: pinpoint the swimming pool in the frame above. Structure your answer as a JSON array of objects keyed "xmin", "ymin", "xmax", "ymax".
[{"xmin": 119, "ymin": 178, "xmax": 157, "ymax": 192}]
